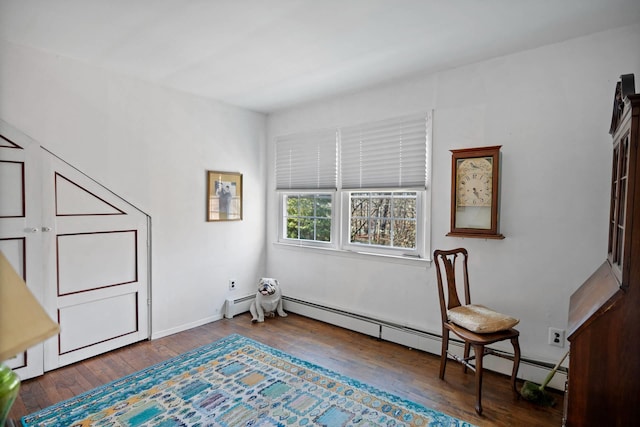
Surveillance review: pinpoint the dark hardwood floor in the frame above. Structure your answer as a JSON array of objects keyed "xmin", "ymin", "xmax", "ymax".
[{"xmin": 9, "ymin": 313, "xmax": 563, "ymax": 426}]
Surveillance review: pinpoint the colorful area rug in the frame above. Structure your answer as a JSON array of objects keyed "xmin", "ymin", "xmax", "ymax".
[{"xmin": 22, "ymin": 334, "xmax": 474, "ymax": 426}]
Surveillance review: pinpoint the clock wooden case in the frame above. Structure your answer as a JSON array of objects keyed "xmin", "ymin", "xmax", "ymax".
[{"xmin": 447, "ymin": 145, "xmax": 504, "ymax": 239}]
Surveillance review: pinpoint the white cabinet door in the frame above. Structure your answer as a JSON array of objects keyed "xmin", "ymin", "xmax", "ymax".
[
  {"xmin": 0, "ymin": 121, "xmax": 45, "ymax": 380},
  {"xmin": 0, "ymin": 120, "xmax": 150, "ymax": 378},
  {"xmin": 41, "ymin": 151, "xmax": 150, "ymax": 371}
]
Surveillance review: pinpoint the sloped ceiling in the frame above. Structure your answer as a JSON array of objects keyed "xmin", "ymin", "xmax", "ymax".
[{"xmin": 1, "ymin": 0, "xmax": 639, "ymax": 113}]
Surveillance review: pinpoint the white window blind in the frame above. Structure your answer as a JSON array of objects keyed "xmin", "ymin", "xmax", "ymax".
[
  {"xmin": 341, "ymin": 113, "xmax": 429, "ymax": 189},
  {"xmin": 276, "ymin": 129, "xmax": 337, "ymax": 190}
]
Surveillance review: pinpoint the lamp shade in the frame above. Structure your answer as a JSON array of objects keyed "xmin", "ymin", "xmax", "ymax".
[{"xmin": 0, "ymin": 251, "xmax": 59, "ymax": 362}]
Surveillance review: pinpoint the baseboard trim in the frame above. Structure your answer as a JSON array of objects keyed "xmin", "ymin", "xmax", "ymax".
[
  {"xmin": 151, "ymin": 314, "xmax": 223, "ymax": 340},
  {"xmin": 282, "ymin": 296, "xmax": 567, "ymax": 391}
]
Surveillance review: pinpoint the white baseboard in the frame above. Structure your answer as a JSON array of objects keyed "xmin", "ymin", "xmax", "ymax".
[
  {"xmin": 282, "ymin": 296, "xmax": 567, "ymax": 392},
  {"xmin": 151, "ymin": 314, "xmax": 223, "ymax": 340}
]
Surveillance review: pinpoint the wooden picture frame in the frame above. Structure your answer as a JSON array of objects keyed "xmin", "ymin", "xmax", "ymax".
[
  {"xmin": 447, "ymin": 145, "xmax": 504, "ymax": 239},
  {"xmin": 207, "ymin": 171, "xmax": 243, "ymax": 221}
]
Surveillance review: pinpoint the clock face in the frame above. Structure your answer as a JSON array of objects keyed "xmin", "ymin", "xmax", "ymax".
[{"xmin": 456, "ymin": 157, "xmax": 493, "ymax": 207}]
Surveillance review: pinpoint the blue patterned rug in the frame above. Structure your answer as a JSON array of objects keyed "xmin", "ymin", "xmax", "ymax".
[{"xmin": 22, "ymin": 334, "xmax": 474, "ymax": 426}]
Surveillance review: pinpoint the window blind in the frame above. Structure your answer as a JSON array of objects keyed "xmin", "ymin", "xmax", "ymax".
[
  {"xmin": 340, "ymin": 113, "xmax": 429, "ymax": 189},
  {"xmin": 275, "ymin": 129, "xmax": 337, "ymax": 190}
]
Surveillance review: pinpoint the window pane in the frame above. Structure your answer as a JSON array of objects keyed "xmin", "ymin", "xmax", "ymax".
[
  {"xmin": 299, "ymin": 218, "xmax": 314, "ymax": 240},
  {"xmin": 316, "ymin": 195, "xmax": 332, "ymax": 217},
  {"xmin": 370, "ymin": 218, "xmax": 392, "ymax": 246},
  {"xmin": 393, "ymin": 220, "xmax": 416, "ymax": 248},
  {"xmin": 286, "ymin": 196, "xmax": 299, "ymax": 216},
  {"xmin": 316, "ymin": 218, "xmax": 332, "ymax": 242},
  {"xmin": 286, "ymin": 218, "xmax": 299, "ymax": 239},
  {"xmin": 350, "ymin": 217, "xmax": 370, "ymax": 244},
  {"xmin": 350, "ymin": 195, "xmax": 369, "ymax": 217},
  {"xmin": 393, "ymin": 195, "xmax": 416, "ymax": 218},
  {"xmin": 299, "ymin": 196, "xmax": 315, "ymax": 216},
  {"xmin": 371, "ymin": 196, "xmax": 391, "ymax": 219}
]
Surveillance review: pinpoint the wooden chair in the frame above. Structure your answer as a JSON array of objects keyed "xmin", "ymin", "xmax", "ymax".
[{"xmin": 433, "ymin": 248, "xmax": 521, "ymax": 415}]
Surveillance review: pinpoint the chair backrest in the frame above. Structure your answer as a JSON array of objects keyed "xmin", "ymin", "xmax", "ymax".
[{"xmin": 433, "ymin": 248, "xmax": 471, "ymax": 324}]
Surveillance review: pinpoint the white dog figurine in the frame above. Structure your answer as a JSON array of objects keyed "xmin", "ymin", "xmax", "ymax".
[{"xmin": 250, "ymin": 277, "xmax": 287, "ymax": 323}]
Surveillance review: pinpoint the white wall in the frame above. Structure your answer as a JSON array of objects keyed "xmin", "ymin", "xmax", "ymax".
[
  {"xmin": 0, "ymin": 41, "xmax": 268, "ymax": 338},
  {"xmin": 2, "ymin": 21, "xmax": 639, "ymax": 367},
  {"xmin": 266, "ymin": 24, "xmax": 640, "ymax": 363}
]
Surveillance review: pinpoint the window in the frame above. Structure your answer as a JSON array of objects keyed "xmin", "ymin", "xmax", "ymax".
[
  {"xmin": 349, "ymin": 191, "xmax": 417, "ymax": 248},
  {"xmin": 284, "ymin": 193, "xmax": 332, "ymax": 243},
  {"xmin": 276, "ymin": 113, "xmax": 431, "ymax": 259},
  {"xmin": 276, "ymin": 129, "xmax": 337, "ymax": 246}
]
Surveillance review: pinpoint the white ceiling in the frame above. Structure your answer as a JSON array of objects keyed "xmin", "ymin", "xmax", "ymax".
[{"xmin": 1, "ymin": 0, "xmax": 640, "ymax": 113}]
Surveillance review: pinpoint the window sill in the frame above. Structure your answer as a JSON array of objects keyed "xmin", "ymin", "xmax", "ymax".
[{"xmin": 272, "ymin": 241, "xmax": 431, "ymax": 267}]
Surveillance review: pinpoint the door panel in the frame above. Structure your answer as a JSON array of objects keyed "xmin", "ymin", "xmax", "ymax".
[
  {"xmin": 0, "ymin": 238, "xmax": 28, "ymax": 371},
  {"xmin": 0, "ymin": 160, "xmax": 24, "ymax": 217},
  {"xmin": 59, "ymin": 292, "xmax": 138, "ymax": 354},
  {"xmin": 55, "ymin": 172, "xmax": 125, "ymax": 215},
  {"xmin": 57, "ymin": 230, "xmax": 137, "ymax": 295}
]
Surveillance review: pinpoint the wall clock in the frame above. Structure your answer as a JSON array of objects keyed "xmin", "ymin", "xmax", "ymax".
[{"xmin": 447, "ymin": 145, "xmax": 504, "ymax": 239}]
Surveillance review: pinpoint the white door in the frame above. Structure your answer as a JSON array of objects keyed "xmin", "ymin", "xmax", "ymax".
[
  {"xmin": 0, "ymin": 122, "xmax": 45, "ymax": 380},
  {"xmin": 0, "ymin": 119, "xmax": 150, "ymax": 377},
  {"xmin": 41, "ymin": 150, "xmax": 150, "ymax": 371}
]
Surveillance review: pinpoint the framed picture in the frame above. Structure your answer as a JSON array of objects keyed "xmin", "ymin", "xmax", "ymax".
[{"xmin": 207, "ymin": 171, "xmax": 243, "ymax": 221}]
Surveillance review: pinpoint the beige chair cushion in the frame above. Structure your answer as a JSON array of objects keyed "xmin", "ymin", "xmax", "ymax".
[{"xmin": 448, "ymin": 304, "xmax": 519, "ymax": 333}]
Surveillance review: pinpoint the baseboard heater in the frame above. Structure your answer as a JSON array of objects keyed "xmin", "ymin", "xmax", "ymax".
[
  {"xmin": 224, "ymin": 294, "xmax": 566, "ymax": 390},
  {"xmin": 224, "ymin": 294, "xmax": 255, "ymax": 319}
]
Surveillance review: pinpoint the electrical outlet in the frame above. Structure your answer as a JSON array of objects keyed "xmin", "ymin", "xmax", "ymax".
[
  {"xmin": 228, "ymin": 279, "xmax": 236, "ymax": 290},
  {"xmin": 548, "ymin": 327, "xmax": 565, "ymax": 347}
]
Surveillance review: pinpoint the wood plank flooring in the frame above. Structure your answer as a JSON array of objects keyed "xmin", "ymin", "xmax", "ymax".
[{"xmin": 9, "ymin": 313, "xmax": 563, "ymax": 426}]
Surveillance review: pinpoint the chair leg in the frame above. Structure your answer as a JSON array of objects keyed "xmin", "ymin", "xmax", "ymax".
[
  {"xmin": 510, "ymin": 337, "xmax": 521, "ymax": 395},
  {"xmin": 473, "ymin": 344, "xmax": 484, "ymax": 415},
  {"xmin": 439, "ymin": 329, "xmax": 449, "ymax": 380},
  {"xmin": 463, "ymin": 342, "xmax": 471, "ymax": 374}
]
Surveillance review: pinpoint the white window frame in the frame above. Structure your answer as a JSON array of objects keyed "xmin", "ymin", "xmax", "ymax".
[
  {"xmin": 340, "ymin": 189, "xmax": 427, "ymax": 258},
  {"xmin": 278, "ymin": 191, "xmax": 337, "ymax": 248}
]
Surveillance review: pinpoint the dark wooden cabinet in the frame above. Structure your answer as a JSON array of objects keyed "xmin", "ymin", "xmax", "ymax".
[{"xmin": 564, "ymin": 75, "xmax": 640, "ymax": 426}]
